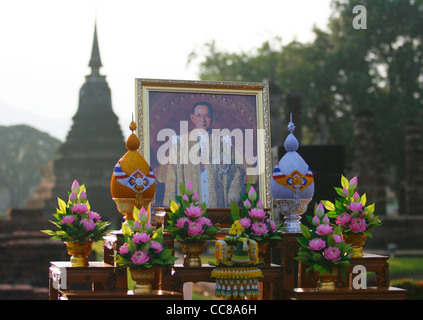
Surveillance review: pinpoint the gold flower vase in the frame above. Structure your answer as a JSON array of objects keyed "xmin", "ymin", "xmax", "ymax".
[
  {"xmin": 130, "ymin": 268, "xmax": 156, "ymax": 294},
  {"xmin": 179, "ymin": 241, "xmax": 206, "ymax": 267},
  {"xmin": 316, "ymin": 268, "xmax": 338, "ymax": 291},
  {"xmin": 343, "ymin": 233, "xmax": 367, "ymax": 258},
  {"xmin": 65, "ymin": 242, "xmax": 93, "ymax": 267}
]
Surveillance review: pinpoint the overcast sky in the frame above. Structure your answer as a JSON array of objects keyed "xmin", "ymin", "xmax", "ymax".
[{"xmin": 0, "ymin": 0, "xmax": 332, "ymax": 141}]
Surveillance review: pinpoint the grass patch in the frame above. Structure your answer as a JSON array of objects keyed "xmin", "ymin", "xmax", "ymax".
[{"xmin": 388, "ymin": 257, "xmax": 423, "ymax": 278}]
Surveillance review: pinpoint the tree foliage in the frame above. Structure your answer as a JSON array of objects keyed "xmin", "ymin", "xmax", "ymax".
[{"xmin": 189, "ymin": 0, "xmax": 423, "ymax": 192}]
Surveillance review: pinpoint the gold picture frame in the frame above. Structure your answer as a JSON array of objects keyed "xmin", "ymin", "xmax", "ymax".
[{"xmin": 135, "ymin": 78, "xmax": 272, "ymax": 217}]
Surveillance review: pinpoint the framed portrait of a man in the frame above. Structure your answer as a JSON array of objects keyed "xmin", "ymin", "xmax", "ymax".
[{"xmin": 135, "ymin": 79, "xmax": 272, "ymax": 215}]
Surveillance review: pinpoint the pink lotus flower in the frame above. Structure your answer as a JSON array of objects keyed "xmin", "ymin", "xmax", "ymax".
[
  {"xmin": 350, "ymin": 217, "xmax": 367, "ymax": 233},
  {"xmin": 72, "ymin": 203, "xmax": 89, "ymax": 214},
  {"xmin": 176, "ymin": 217, "xmax": 189, "ymax": 228},
  {"xmin": 71, "ymin": 180, "xmax": 80, "ymax": 195},
  {"xmin": 186, "ymin": 180, "xmax": 193, "ymax": 195},
  {"xmin": 315, "ymin": 202, "xmax": 325, "ymax": 218},
  {"xmin": 324, "ymin": 246, "xmax": 341, "ymax": 261},
  {"xmin": 353, "ymin": 192, "xmax": 360, "ymax": 201},
  {"xmin": 61, "ymin": 215, "xmax": 76, "ymax": 225},
  {"xmin": 249, "ymin": 208, "xmax": 266, "ymax": 220},
  {"xmin": 69, "ymin": 192, "xmax": 77, "ymax": 204},
  {"xmin": 336, "ymin": 212, "xmax": 352, "ymax": 226},
  {"xmin": 187, "ymin": 221, "xmax": 204, "ymax": 236},
  {"xmin": 182, "ymin": 194, "xmax": 189, "ymax": 202},
  {"xmin": 256, "ymin": 200, "xmax": 264, "ymax": 209},
  {"xmin": 119, "ymin": 243, "xmax": 129, "ymax": 254},
  {"xmin": 349, "ymin": 176, "xmax": 358, "ymax": 190},
  {"xmin": 243, "ymin": 199, "xmax": 252, "ymax": 210},
  {"xmin": 333, "ymin": 234, "xmax": 343, "ymax": 243},
  {"xmin": 133, "ymin": 221, "xmax": 141, "ymax": 232},
  {"xmin": 185, "ymin": 205, "xmax": 203, "ymax": 218},
  {"xmin": 248, "ymin": 186, "xmax": 257, "ymax": 202},
  {"xmin": 322, "ymin": 215, "xmax": 330, "ymax": 225},
  {"xmin": 239, "ymin": 217, "xmax": 251, "ymax": 229},
  {"xmin": 87, "ymin": 211, "xmax": 101, "ymax": 222},
  {"xmin": 268, "ymin": 219, "xmax": 277, "ymax": 232},
  {"xmin": 133, "ymin": 232, "xmax": 150, "ymax": 244},
  {"xmin": 347, "ymin": 202, "xmax": 364, "ymax": 212},
  {"xmin": 138, "ymin": 207, "xmax": 148, "ymax": 223},
  {"xmin": 316, "ymin": 224, "xmax": 333, "ymax": 236},
  {"xmin": 341, "ymin": 188, "xmax": 349, "ymax": 198},
  {"xmin": 131, "ymin": 250, "xmax": 149, "ymax": 265},
  {"xmin": 150, "ymin": 240, "xmax": 163, "ymax": 253},
  {"xmin": 251, "ymin": 222, "xmax": 268, "ymax": 236},
  {"xmin": 144, "ymin": 221, "xmax": 153, "ymax": 232},
  {"xmin": 197, "ymin": 216, "xmax": 212, "ymax": 227},
  {"xmin": 79, "ymin": 191, "xmax": 87, "ymax": 202},
  {"xmin": 192, "ymin": 192, "xmax": 199, "ymax": 202},
  {"xmin": 80, "ymin": 218, "xmax": 96, "ymax": 231},
  {"xmin": 308, "ymin": 238, "xmax": 326, "ymax": 251},
  {"xmin": 312, "ymin": 215, "xmax": 320, "ymax": 227}
]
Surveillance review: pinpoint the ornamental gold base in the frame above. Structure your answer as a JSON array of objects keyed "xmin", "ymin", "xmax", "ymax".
[
  {"xmin": 275, "ymin": 199, "xmax": 311, "ymax": 233},
  {"xmin": 130, "ymin": 268, "xmax": 156, "ymax": 294},
  {"xmin": 65, "ymin": 242, "xmax": 93, "ymax": 267},
  {"xmin": 179, "ymin": 241, "xmax": 206, "ymax": 267},
  {"xmin": 316, "ymin": 269, "xmax": 338, "ymax": 291},
  {"xmin": 343, "ymin": 233, "xmax": 367, "ymax": 258}
]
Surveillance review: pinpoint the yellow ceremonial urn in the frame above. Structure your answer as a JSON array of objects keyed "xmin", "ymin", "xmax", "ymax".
[
  {"xmin": 179, "ymin": 241, "xmax": 206, "ymax": 267},
  {"xmin": 316, "ymin": 268, "xmax": 339, "ymax": 291},
  {"xmin": 129, "ymin": 268, "xmax": 156, "ymax": 294},
  {"xmin": 65, "ymin": 242, "xmax": 93, "ymax": 267},
  {"xmin": 343, "ymin": 233, "xmax": 367, "ymax": 258}
]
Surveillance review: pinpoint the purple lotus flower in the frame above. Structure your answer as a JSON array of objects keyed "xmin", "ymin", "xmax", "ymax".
[
  {"xmin": 315, "ymin": 202, "xmax": 325, "ymax": 218},
  {"xmin": 347, "ymin": 202, "xmax": 364, "ymax": 212},
  {"xmin": 71, "ymin": 180, "xmax": 80, "ymax": 195},
  {"xmin": 239, "ymin": 217, "xmax": 251, "ymax": 229},
  {"xmin": 249, "ymin": 208, "xmax": 266, "ymax": 220},
  {"xmin": 341, "ymin": 188, "xmax": 349, "ymax": 198},
  {"xmin": 186, "ymin": 180, "xmax": 193, "ymax": 195},
  {"xmin": 248, "ymin": 186, "xmax": 257, "ymax": 202},
  {"xmin": 243, "ymin": 199, "xmax": 252, "ymax": 210},
  {"xmin": 268, "ymin": 219, "xmax": 277, "ymax": 232},
  {"xmin": 119, "ymin": 243, "xmax": 129, "ymax": 254},
  {"xmin": 333, "ymin": 234, "xmax": 343, "ymax": 243},
  {"xmin": 61, "ymin": 215, "xmax": 76, "ymax": 225},
  {"xmin": 349, "ymin": 176, "xmax": 358, "ymax": 190},
  {"xmin": 187, "ymin": 221, "xmax": 204, "ymax": 236},
  {"xmin": 312, "ymin": 215, "xmax": 320, "ymax": 227},
  {"xmin": 87, "ymin": 211, "xmax": 101, "ymax": 222},
  {"xmin": 197, "ymin": 216, "xmax": 212, "ymax": 227},
  {"xmin": 324, "ymin": 246, "xmax": 341, "ymax": 261},
  {"xmin": 78, "ymin": 191, "xmax": 87, "ymax": 202},
  {"xmin": 133, "ymin": 221, "xmax": 142, "ymax": 232},
  {"xmin": 182, "ymin": 194, "xmax": 189, "ymax": 202},
  {"xmin": 150, "ymin": 240, "xmax": 163, "ymax": 253},
  {"xmin": 133, "ymin": 232, "xmax": 150, "ymax": 244},
  {"xmin": 350, "ymin": 217, "xmax": 367, "ymax": 233},
  {"xmin": 322, "ymin": 215, "xmax": 330, "ymax": 225},
  {"xmin": 316, "ymin": 224, "xmax": 333, "ymax": 236},
  {"xmin": 336, "ymin": 212, "xmax": 352, "ymax": 226},
  {"xmin": 185, "ymin": 205, "xmax": 203, "ymax": 218},
  {"xmin": 251, "ymin": 222, "xmax": 268, "ymax": 236},
  {"xmin": 69, "ymin": 192, "xmax": 77, "ymax": 204},
  {"xmin": 308, "ymin": 238, "xmax": 326, "ymax": 251},
  {"xmin": 256, "ymin": 200, "xmax": 264, "ymax": 209},
  {"xmin": 192, "ymin": 192, "xmax": 199, "ymax": 202},
  {"xmin": 176, "ymin": 217, "xmax": 189, "ymax": 228},
  {"xmin": 72, "ymin": 203, "xmax": 89, "ymax": 214},
  {"xmin": 131, "ymin": 250, "xmax": 149, "ymax": 265},
  {"xmin": 80, "ymin": 218, "xmax": 96, "ymax": 231}
]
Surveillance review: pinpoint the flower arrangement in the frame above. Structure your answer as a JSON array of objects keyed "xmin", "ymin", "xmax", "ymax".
[
  {"xmin": 230, "ymin": 184, "xmax": 283, "ymax": 243},
  {"xmin": 115, "ymin": 206, "xmax": 178, "ymax": 269},
  {"xmin": 295, "ymin": 202, "xmax": 353, "ymax": 276},
  {"xmin": 165, "ymin": 181, "xmax": 218, "ymax": 243},
  {"xmin": 321, "ymin": 175, "xmax": 382, "ymax": 238},
  {"xmin": 41, "ymin": 180, "xmax": 111, "ymax": 243}
]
